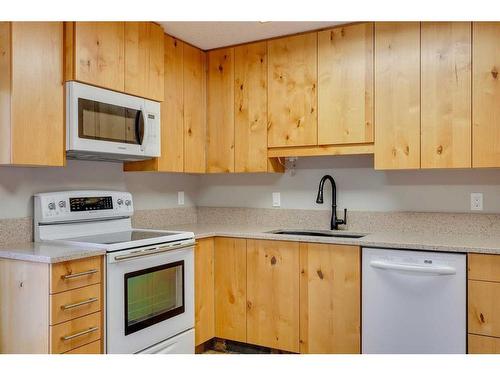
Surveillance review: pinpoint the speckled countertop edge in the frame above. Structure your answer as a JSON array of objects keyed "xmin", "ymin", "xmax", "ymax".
[
  {"xmin": 164, "ymin": 224, "xmax": 500, "ymax": 255},
  {"xmin": 0, "ymin": 243, "xmax": 106, "ymax": 264}
]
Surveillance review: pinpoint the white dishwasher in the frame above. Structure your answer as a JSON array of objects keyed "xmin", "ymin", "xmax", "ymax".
[{"xmin": 362, "ymin": 247, "xmax": 466, "ymax": 354}]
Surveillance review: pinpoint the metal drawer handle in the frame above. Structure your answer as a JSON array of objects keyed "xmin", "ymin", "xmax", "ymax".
[
  {"xmin": 61, "ymin": 297, "xmax": 98, "ymax": 310},
  {"xmin": 61, "ymin": 326, "xmax": 98, "ymax": 341},
  {"xmin": 61, "ymin": 269, "xmax": 98, "ymax": 280}
]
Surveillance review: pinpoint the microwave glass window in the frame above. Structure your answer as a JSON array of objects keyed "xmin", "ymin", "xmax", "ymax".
[
  {"xmin": 78, "ymin": 98, "xmax": 140, "ymax": 144},
  {"xmin": 124, "ymin": 261, "xmax": 185, "ymax": 335}
]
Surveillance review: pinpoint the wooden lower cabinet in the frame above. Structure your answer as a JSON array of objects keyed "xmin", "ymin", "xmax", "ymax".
[
  {"xmin": 214, "ymin": 237, "xmax": 247, "ymax": 342},
  {"xmin": 468, "ymin": 334, "xmax": 500, "ymax": 354},
  {"xmin": 64, "ymin": 340, "xmax": 101, "ymax": 354},
  {"xmin": 194, "ymin": 238, "xmax": 215, "ymax": 346},
  {"xmin": 299, "ymin": 243, "xmax": 361, "ymax": 354},
  {"xmin": 467, "ymin": 253, "xmax": 500, "ymax": 353},
  {"xmin": 246, "ymin": 239, "xmax": 300, "ymax": 352}
]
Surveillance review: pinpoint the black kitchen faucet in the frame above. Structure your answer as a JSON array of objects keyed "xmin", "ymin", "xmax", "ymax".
[{"xmin": 316, "ymin": 174, "xmax": 347, "ymax": 230}]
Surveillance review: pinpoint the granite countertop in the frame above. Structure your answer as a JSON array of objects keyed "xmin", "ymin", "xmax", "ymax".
[
  {"xmin": 2, "ymin": 222, "xmax": 500, "ymax": 264},
  {"xmin": 163, "ymin": 223, "xmax": 500, "ymax": 255},
  {"xmin": 0, "ymin": 242, "xmax": 106, "ymax": 263}
]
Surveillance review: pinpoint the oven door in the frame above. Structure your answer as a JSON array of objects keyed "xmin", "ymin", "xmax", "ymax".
[
  {"xmin": 66, "ymin": 81, "xmax": 160, "ymax": 158},
  {"xmin": 106, "ymin": 241, "xmax": 194, "ymax": 354}
]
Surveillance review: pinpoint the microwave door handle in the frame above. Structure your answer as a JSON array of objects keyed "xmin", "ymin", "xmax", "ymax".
[{"xmin": 135, "ymin": 110, "xmax": 145, "ymax": 148}]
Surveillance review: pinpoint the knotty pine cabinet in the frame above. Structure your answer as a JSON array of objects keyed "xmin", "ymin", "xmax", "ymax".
[
  {"xmin": 214, "ymin": 238, "xmax": 247, "ymax": 342},
  {"xmin": 207, "ymin": 48, "xmax": 235, "ymax": 172},
  {"xmin": 125, "ymin": 36, "xmax": 207, "ymax": 173},
  {"xmin": 299, "ymin": 243, "xmax": 361, "ymax": 354},
  {"xmin": 65, "ymin": 21, "xmax": 164, "ymax": 101},
  {"xmin": 0, "ymin": 22, "xmax": 65, "ymax": 167},
  {"xmin": 374, "ymin": 22, "xmax": 421, "ymax": 170},
  {"xmin": 472, "ymin": 22, "xmax": 500, "ymax": 168},
  {"xmin": 267, "ymin": 33, "xmax": 318, "ymax": 148},
  {"xmin": 318, "ymin": 23, "xmax": 374, "ymax": 146},
  {"xmin": 421, "ymin": 22, "xmax": 472, "ymax": 169},
  {"xmin": 194, "ymin": 238, "xmax": 215, "ymax": 346},
  {"xmin": 124, "ymin": 22, "xmax": 165, "ymax": 102},
  {"xmin": 468, "ymin": 254, "xmax": 500, "ymax": 353}
]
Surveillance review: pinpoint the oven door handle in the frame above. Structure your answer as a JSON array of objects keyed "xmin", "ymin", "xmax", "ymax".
[{"xmin": 113, "ymin": 242, "xmax": 194, "ymax": 262}]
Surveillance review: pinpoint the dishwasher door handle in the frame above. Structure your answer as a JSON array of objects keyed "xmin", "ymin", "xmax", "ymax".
[{"xmin": 370, "ymin": 260, "xmax": 456, "ymax": 276}]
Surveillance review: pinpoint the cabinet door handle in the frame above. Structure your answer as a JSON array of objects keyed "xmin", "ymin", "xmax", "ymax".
[
  {"xmin": 61, "ymin": 297, "xmax": 98, "ymax": 310},
  {"xmin": 61, "ymin": 326, "xmax": 98, "ymax": 341},
  {"xmin": 61, "ymin": 269, "xmax": 98, "ymax": 280}
]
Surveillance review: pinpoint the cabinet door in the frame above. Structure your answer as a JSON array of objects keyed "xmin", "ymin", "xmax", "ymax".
[
  {"xmin": 468, "ymin": 280, "xmax": 500, "ymax": 338},
  {"xmin": 73, "ymin": 22, "xmax": 125, "ymax": 92},
  {"xmin": 374, "ymin": 22, "xmax": 420, "ymax": 169},
  {"xmin": 473, "ymin": 22, "xmax": 500, "ymax": 167},
  {"xmin": 318, "ymin": 23, "xmax": 374, "ymax": 145},
  {"xmin": 469, "ymin": 334, "xmax": 500, "ymax": 354},
  {"xmin": 421, "ymin": 22, "xmax": 471, "ymax": 169},
  {"xmin": 195, "ymin": 238, "xmax": 215, "ymax": 346},
  {"xmin": 268, "ymin": 33, "xmax": 317, "ymax": 147},
  {"xmin": 247, "ymin": 240, "xmax": 300, "ymax": 352},
  {"xmin": 125, "ymin": 22, "xmax": 165, "ymax": 101},
  {"xmin": 207, "ymin": 48, "xmax": 235, "ymax": 172},
  {"xmin": 10, "ymin": 22, "xmax": 65, "ymax": 166},
  {"xmin": 234, "ymin": 41, "xmax": 269, "ymax": 172},
  {"xmin": 299, "ymin": 243, "xmax": 360, "ymax": 354},
  {"xmin": 214, "ymin": 237, "xmax": 247, "ymax": 342},
  {"xmin": 160, "ymin": 35, "xmax": 184, "ymax": 171},
  {"xmin": 183, "ymin": 44, "xmax": 207, "ymax": 173}
]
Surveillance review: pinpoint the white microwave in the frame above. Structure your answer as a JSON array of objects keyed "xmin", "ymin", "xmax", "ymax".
[{"xmin": 66, "ymin": 82, "xmax": 161, "ymax": 162}]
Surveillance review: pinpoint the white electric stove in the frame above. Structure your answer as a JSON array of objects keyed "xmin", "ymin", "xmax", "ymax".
[{"xmin": 34, "ymin": 190, "xmax": 195, "ymax": 354}]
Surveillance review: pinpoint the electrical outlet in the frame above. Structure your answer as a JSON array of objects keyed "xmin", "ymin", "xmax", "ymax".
[
  {"xmin": 178, "ymin": 191, "xmax": 185, "ymax": 206},
  {"xmin": 272, "ymin": 192, "xmax": 281, "ymax": 207},
  {"xmin": 470, "ymin": 192, "xmax": 483, "ymax": 211}
]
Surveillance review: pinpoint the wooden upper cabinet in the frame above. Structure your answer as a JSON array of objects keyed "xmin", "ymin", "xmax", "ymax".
[
  {"xmin": 421, "ymin": 22, "xmax": 471, "ymax": 169},
  {"xmin": 68, "ymin": 22, "xmax": 125, "ymax": 92},
  {"xmin": 183, "ymin": 43, "xmax": 207, "ymax": 173},
  {"xmin": 207, "ymin": 48, "xmax": 235, "ymax": 173},
  {"xmin": 268, "ymin": 33, "xmax": 318, "ymax": 147},
  {"xmin": 0, "ymin": 22, "xmax": 64, "ymax": 167},
  {"xmin": 473, "ymin": 22, "xmax": 500, "ymax": 167},
  {"xmin": 318, "ymin": 23, "xmax": 374, "ymax": 145},
  {"xmin": 246, "ymin": 239, "xmax": 300, "ymax": 352},
  {"xmin": 161, "ymin": 35, "xmax": 185, "ymax": 172},
  {"xmin": 124, "ymin": 22, "xmax": 165, "ymax": 101},
  {"xmin": 234, "ymin": 41, "xmax": 269, "ymax": 172},
  {"xmin": 214, "ymin": 237, "xmax": 247, "ymax": 342},
  {"xmin": 299, "ymin": 243, "xmax": 360, "ymax": 354},
  {"xmin": 374, "ymin": 22, "xmax": 421, "ymax": 170}
]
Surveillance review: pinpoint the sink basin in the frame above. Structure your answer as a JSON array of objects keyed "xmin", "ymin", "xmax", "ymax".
[{"xmin": 266, "ymin": 229, "xmax": 366, "ymax": 239}]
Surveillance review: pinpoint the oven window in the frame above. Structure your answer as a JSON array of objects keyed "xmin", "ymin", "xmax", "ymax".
[
  {"xmin": 78, "ymin": 98, "xmax": 140, "ymax": 144},
  {"xmin": 124, "ymin": 261, "xmax": 184, "ymax": 335}
]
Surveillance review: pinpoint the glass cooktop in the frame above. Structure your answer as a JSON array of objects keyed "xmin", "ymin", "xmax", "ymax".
[{"xmin": 65, "ymin": 230, "xmax": 181, "ymax": 245}]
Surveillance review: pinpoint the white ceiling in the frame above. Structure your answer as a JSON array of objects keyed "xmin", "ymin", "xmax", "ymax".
[{"xmin": 158, "ymin": 21, "xmax": 346, "ymax": 50}]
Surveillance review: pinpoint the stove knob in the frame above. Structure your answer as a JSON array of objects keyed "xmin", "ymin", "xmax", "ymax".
[
  {"xmin": 125, "ymin": 199, "xmax": 131, "ymax": 206},
  {"xmin": 58, "ymin": 200, "xmax": 66, "ymax": 208},
  {"xmin": 48, "ymin": 202, "xmax": 56, "ymax": 210},
  {"xmin": 117, "ymin": 199, "xmax": 123, "ymax": 205}
]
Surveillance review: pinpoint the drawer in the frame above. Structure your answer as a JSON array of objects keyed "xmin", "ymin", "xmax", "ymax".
[
  {"xmin": 468, "ymin": 253, "xmax": 500, "ymax": 282},
  {"xmin": 50, "ymin": 311, "xmax": 101, "ymax": 354},
  {"xmin": 51, "ymin": 256, "xmax": 102, "ymax": 293},
  {"xmin": 50, "ymin": 284, "xmax": 101, "ymax": 325},
  {"xmin": 63, "ymin": 340, "xmax": 102, "ymax": 354},
  {"xmin": 468, "ymin": 280, "xmax": 500, "ymax": 337},
  {"xmin": 468, "ymin": 334, "xmax": 500, "ymax": 354}
]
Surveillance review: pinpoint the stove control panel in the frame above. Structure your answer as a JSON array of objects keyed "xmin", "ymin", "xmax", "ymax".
[{"xmin": 34, "ymin": 191, "xmax": 134, "ymax": 223}]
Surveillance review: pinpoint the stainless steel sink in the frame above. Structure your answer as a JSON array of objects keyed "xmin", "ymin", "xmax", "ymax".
[{"xmin": 266, "ymin": 229, "xmax": 366, "ymax": 239}]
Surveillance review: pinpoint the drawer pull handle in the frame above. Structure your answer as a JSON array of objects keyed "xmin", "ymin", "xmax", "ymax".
[
  {"xmin": 61, "ymin": 269, "xmax": 98, "ymax": 280},
  {"xmin": 62, "ymin": 326, "xmax": 98, "ymax": 341},
  {"xmin": 61, "ymin": 297, "xmax": 98, "ymax": 310}
]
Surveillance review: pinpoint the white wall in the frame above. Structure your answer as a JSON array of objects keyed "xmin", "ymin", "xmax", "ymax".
[
  {"xmin": 198, "ymin": 155, "xmax": 500, "ymax": 213},
  {"xmin": 0, "ymin": 160, "xmax": 198, "ymax": 219}
]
